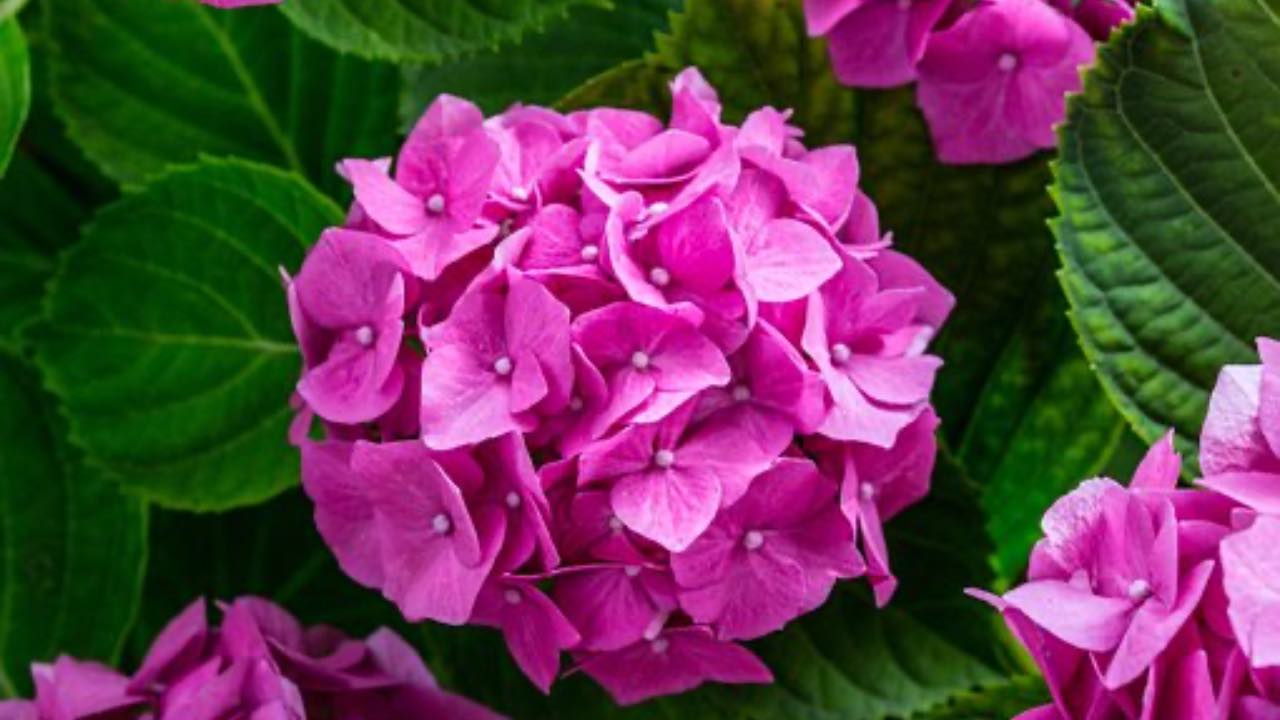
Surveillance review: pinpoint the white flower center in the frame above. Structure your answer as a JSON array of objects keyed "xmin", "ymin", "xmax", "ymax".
[
  {"xmin": 631, "ymin": 351, "xmax": 651, "ymax": 370},
  {"xmin": 580, "ymin": 244, "xmax": 600, "ymax": 262},
  {"xmin": 504, "ymin": 589, "xmax": 523, "ymax": 605},
  {"xmin": 830, "ymin": 342, "xmax": 852, "ymax": 364},
  {"xmin": 504, "ymin": 491, "xmax": 521, "ymax": 509},
  {"xmin": 431, "ymin": 513, "xmax": 452, "ymax": 535},
  {"xmin": 653, "ymin": 449, "xmax": 676, "ymax": 468},
  {"xmin": 425, "ymin": 193, "xmax": 446, "ymax": 214},
  {"xmin": 354, "ymin": 325, "xmax": 375, "ymax": 347},
  {"xmin": 731, "ymin": 384, "xmax": 752, "ymax": 402},
  {"xmin": 861, "ymin": 484, "xmax": 876, "ymax": 501},
  {"xmin": 647, "ymin": 201, "xmax": 669, "ymax": 217},
  {"xmin": 1127, "ymin": 579, "xmax": 1152, "ymax": 601},
  {"xmin": 997, "ymin": 53, "xmax": 1018, "ymax": 72},
  {"xmin": 650, "ymin": 637, "xmax": 669, "ymax": 654},
  {"xmin": 493, "ymin": 356, "xmax": 513, "ymax": 376},
  {"xmin": 510, "ymin": 186, "xmax": 530, "ymax": 202},
  {"xmin": 649, "ymin": 266, "xmax": 671, "ymax": 287},
  {"xmin": 624, "ymin": 565, "xmax": 642, "ymax": 578},
  {"xmin": 743, "ymin": 530, "xmax": 765, "ymax": 551}
]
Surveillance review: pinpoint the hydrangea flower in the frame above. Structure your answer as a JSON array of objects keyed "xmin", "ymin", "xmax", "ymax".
[
  {"xmin": 806, "ymin": 0, "xmax": 1131, "ymax": 165},
  {"xmin": 288, "ymin": 68, "xmax": 953, "ymax": 704},
  {"xmin": 975, "ymin": 336, "xmax": 1280, "ymax": 719},
  {"xmin": 0, "ymin": 597, "xmax": 501, "ymax": 720}
]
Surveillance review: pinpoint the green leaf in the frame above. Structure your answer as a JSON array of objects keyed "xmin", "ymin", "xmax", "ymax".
[
  {"xmin": 913, "ymin": 674, "xmax": 1049, "ymax": 720},
  {"xmin": 0, "ymin": 18, "xmax": 29, "ymax": 175},
  {"xmin": 45, "ymin": 0, "xmax": 399, "ymax": 196},
  {"xmin": 33, "ymin": 158, "xmax": 341, "ymax": 511},
  {"xmin": 279, "ymin": 0, "xmax": 607, "ymax": 64},
  {"xmin": 400, "ymin": 0, "xmax": 677, "ymax": 123},
  {"xmin": 1054, "ymin": 0, "xmax": 1280, "ymax": 471},
  {"xmin": 0, "ymin": 2, "xmax": 116, "ymax": 353},
  {"xmin": 0, "ymin": 352, "xmax": 147, "ymax": 698}
]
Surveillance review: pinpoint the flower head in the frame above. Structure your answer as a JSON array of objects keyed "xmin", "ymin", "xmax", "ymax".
[
  {"xmin": 288, "ymin": 69, "xmax": 952, "ymax": 702},
  {"xmin": 3, "ymin": 598, "xmax": 502, "ymax": 720}
]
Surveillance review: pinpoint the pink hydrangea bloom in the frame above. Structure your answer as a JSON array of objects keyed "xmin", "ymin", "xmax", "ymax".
[
  {"xmin": 0, "ymin": 597, "xmax": 502, "ymax": 720},
  {"xmin": 805, "ymin": 0, "xmax": 1131, "ymax": 165},
  {"xmin": 977, "ymin": 338, "xmax": 1280, "ymax": 718},
  {"xmin": 287, "ymin": 69, "xmax": 952, "ymax": 703}
]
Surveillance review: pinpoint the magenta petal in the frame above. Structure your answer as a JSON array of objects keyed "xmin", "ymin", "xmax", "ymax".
[
  {"xmin": 130, "ymin": 598, "xmax": 208, "ymax": 693},
  {"xmin": 299, "ymin": 321, "xmax": 406, "ymax": 424},
  {"xmin": 1131, "ymin": 431, "xmax": 1182, "ymax": 491},
  {"xmin": 804, "ymin": 0, "xmax": 866, "ymax": 35},
  {"xmin": 1002, "ymin": 579, "xmax": 1133, "ymax": 652},
  {"xmin": 742, "ymin": 218, "xmax": 841, "ymax": 302},
  {"xmin": 1103, "ymin": 560, "xmax": 1215, "ymax": 688},
  {"xmin": 420, "ymin": 345, "xmax": 522, "ymax": 450},
  {"xmin": 553, "ymin": 566, "xmax": 673, "ymax": 651},
  {"xmin": 1222, "ymin": 515, "xmax": 1280, "ymax": 668},
  {"xmin": 1200, "ymin": 471, "xmax": 1280, "ymax": 514},
  {"xmin": 611, "ymin": 464, "xmax": 721, "ymax": 552},
  {"xmin": 827, "ymin": 0, "xmax": 951, "ymax": 87},
  {"xmin": 301, "ymin": 441, "xmax": 384, "ymax": 588},
  {"xmin": 579, "ymin": 627, "xmax": 772, "ymax": 706},
  {"xmin": 342, "ymin": 159, "xmax": 429, "ymax": 236}
]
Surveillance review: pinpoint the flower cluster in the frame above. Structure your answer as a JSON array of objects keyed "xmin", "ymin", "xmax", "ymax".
[
  {"xmin": 974, "ymin": 338, "xmax": 1280, "ymax": 719},
  {"xmin": 805, "ymin": 0, "xmax": 1131, "ymax": 165},
  {"xmin": 0, "ymin": 597, "xmax": 501, "ymax": 720},
  {"xmin": 285, "ymin": 68, "xmax": 953, "ymax": 704}
]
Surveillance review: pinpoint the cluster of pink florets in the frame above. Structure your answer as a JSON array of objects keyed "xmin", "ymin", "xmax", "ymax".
[
  {"xmin": 284, "ymin": 68, "xmax": 953, "ymax": 704},
  {"xmin": 0, "ymin": 597, "xmax": 501, "ymax": 720},
  {"xmin": 805, "ymin": 0, "xmax": 1133, "ymax": 165},
  {"xmin": 975, "ymin": 338, "xmax": 1280, "ymax": 719}
]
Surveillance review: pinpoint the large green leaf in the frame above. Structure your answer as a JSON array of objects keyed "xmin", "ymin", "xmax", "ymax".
[
  {"xmin": 1054, "ymin": 0, "xmax": 1280, "ymax": 469},
  {"xmin": 33, "ymin": 158, "xmax": 341, "ymax": 511},
  {"xmin": 0, "ymin": 44, "xmax": 113, "ymax": 352},
  {"xmin": 0, "ymin": 352, "xmax": 147, "ymax": 698},
  {"xmin": 279, "ymin": 0, "xmax": 606, "ymax": 64},
  {"xmin": 45, "ymin": 0, "xmax": 398, "ymax": 196},
  {"xmin": 0, "ymin": 18, "xmax": 29, "ymax": 175},
  {"xmin": 400, "ymin": 0, "xmax": 677, "ymax": 123}
]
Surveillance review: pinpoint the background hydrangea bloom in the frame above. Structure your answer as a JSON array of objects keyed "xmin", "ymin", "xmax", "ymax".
[
  {"xmin": 974, "ymin": 336, "xmax": 1280, "ymax": 719},
  {"xmin": 0, "ymin": 597, "xmax": 501, "ymax": 720},
  {"xmin": 805, "ymin": 0, "xmax": 1133, "ymax": 165},
  {"xmin": 287, "ymin": 68, "xmax": 953, "ymax": 704}
]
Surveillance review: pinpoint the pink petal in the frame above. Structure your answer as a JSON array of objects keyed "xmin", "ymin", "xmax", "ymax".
[
  {"xmin": 1104, "ymin": 560, "xmax": 1215, "ymax": 688},
  {"xmin": 611, "ymin": 464, "xmax": 722, "ymax": 552},
  {"xmin": 341, "ymin": 159, "xmax": 429, "ymax": 236},
  {"xmin": 300, "ymin": 441, "xmax": 384, "ymax": 588},
  {"xmin": 742, "ymin": 218, "xmax": 841, "ymax": 302},
  {"xmin": 1222, "ymin": 515, "xmax": 1280, "ymax": 668},
  {"xmin": 1002, "ymin": 579, "xmax": 1133, "ymax": 652}
]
